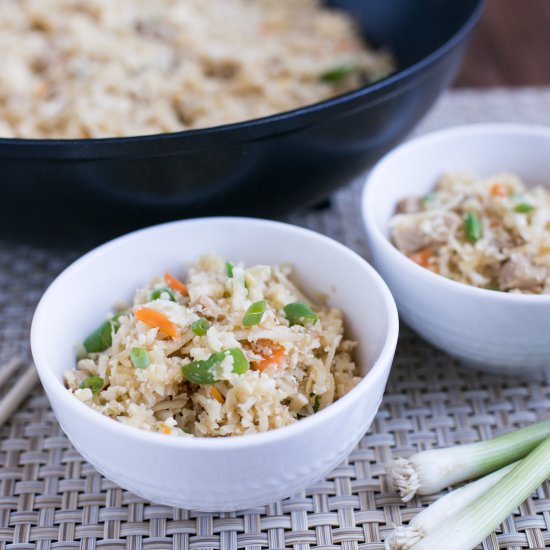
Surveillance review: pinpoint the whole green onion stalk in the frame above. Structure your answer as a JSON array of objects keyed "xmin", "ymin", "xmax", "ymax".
[
  {"xmin": 409, "ymin": 437, "xmax": 550, "ymax": 550},
  {"xmin": 385, "ymin": 463, "xmax": 515, "ymax": 550},
  {"xmin": 386, "ymin": 419, "xmax": 550, "ymax": 501}
]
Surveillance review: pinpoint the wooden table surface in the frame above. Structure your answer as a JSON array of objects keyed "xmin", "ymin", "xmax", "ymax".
[{"xmin": 455, "ymin": 0, "xmax": 550, "ymax": 87}]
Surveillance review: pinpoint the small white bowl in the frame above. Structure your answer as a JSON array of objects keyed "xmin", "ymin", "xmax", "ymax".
[
  {"xmin": 31, "ymin": 217, "xmax": 398, "ymax": 511},
  {"xmin": 362, "ymin": 123, "xmax": 550, "ymax": 373}
]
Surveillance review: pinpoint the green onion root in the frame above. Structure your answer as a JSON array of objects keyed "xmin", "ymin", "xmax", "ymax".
[
  {"xmin": 411, "ymin": 436, "xmax": 550, "ymax": 550},
  {"xmin": 384, "ymin": 463, "xmax": 515, "ymax": 550},
  {"xmin": 386, "ymin": 419, "xmax": 550, "ymax": 501}
]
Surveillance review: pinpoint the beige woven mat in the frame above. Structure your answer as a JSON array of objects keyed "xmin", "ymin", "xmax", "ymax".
[{"xmin": 1, "ymin": 88, "xmax": 550, "ymax": 549}]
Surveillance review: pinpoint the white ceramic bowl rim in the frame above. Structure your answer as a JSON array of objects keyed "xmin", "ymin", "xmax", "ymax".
[
  {"xmin": 363, "ymin": 122, "xmax": 550, "ymax": 305},
  {"xmin": 31, "ymin": 217, "xmax": 399, "ymax": 450}
]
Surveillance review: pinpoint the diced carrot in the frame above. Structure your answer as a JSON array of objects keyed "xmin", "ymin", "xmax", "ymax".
[
  {"xmin": 160, "ymin": 423, "xmax": 171, "ymax": 435},
  {"xmin": 165, "ymin": 272, "xmax": 188, "ymax": 296},
  {"xmin": 210, "ymin": 387, "xmax": 225, "ymax": 404},
  {"xmin": 490, "ymin": 183, "xmax": 508, "ymax": 197},
  {"xmin": 135, "ymin": 307, "xmax": 179, "ymax": 338},
  {"xmin": 408, "ymin": 248, "xmax": 434, "ymax": 269},
  {"xmin": 253, "ymin": 339, "xmax": 285, "ymax": 372}
]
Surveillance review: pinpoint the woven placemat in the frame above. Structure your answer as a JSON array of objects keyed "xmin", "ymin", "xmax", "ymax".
[{"xmin": 1, "ymin": 88, "xmax": 550, "ymax": 549}]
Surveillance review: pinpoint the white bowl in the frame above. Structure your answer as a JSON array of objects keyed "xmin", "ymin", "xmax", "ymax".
[
  {"xmin": 362, "ymin": 123, "xmax": 550, "ymax": 373},
  {"xmin": 31, "ymin": 217, "xmax": 398, "ymax": 511}
]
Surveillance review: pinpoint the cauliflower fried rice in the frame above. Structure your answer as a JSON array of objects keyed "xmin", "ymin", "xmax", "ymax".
[
  {"xmin": 65, "ymin": 254, "xmax": 360, "ymax": 437},
  {"xmin": 0, "ymin": 0, "xmax": 394, "ymax": 138}
]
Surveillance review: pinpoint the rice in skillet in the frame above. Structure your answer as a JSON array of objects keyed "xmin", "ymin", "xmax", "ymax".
[
  {"xmin": 0, "ymin": 0, "xmax": 394, "ymax": 138},
  {"xmin": 64, "ymin": 254, "xmax": 360, "ymax": 437}
]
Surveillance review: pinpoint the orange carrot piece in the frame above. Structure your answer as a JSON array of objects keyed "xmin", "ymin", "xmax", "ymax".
[
  {"xmin": 210, "ymin": 387, "xmax": 225, "ymax": 404},
  {"xmin": 409, "ymin": 248, "xmax": 434, "ymax": 269},
  {"xmin": 135, "ymin": 307, "xmax": 179, "ymax": 338},
  {"xmin": 253, "ymin": 339, "xmax": 285, "ymax": 372},
  {"xmin": 165, "ymin": 272, "xmax": 188, "ymax": 296},
  {"xmin": 490, "ymin": 183, "xmax": 508, "ymax": 197},
  {"xmin": 160, "ymin": 423, "xmax": 171, "ymax": 435}
]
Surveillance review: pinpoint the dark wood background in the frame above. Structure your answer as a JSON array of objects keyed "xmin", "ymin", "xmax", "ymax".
[{"xmin": 455, "ymin": 0, "xmax": 550, "ymax": 87}]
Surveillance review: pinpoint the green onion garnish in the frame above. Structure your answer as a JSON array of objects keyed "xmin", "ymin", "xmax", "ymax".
[
  {"xmin": 464, "ymin": 211, "xmax": 482, "ymax": 242},
  {"xmin": 312, "ymin": 395, "xmax": 321, "ymax": 413},
  {"xmin": 225, "ymin": 261, "xmax": 234, "ymax": 278},
  {"xmin": 514, "ymin": 202, "xmax": 534, "ymax": 213},
  {"xmin": 283, "ymin": 301, "xmax": 318, "ymax": 326},
  {"xmin": 422, "ymin": 192, "xmax": 435, "ymax": 206},
  {"xmin": 320, "ymin": 63, "xmax": 356, "ymax": 83},
  {"xmin": 191, "ymin": 318, "xmax": 211, "ymax": 336},
  {"xmin": 242, "ymin": 300, "xmax": 266, "ymax": 327},
  {"xmin": 182, "ymin": 348, "xmax": 249, "ymax": 384},
  {"xmin": 150, "ymin": 287, "xmax": 176, "ymax": 301},
  {"xmin": 83, "ymin": 314, "xmax": 122, "ymax": 354},
  {"xmin": 130, "ymin": 347, "xmax": 150, "ymax": 369},
  {"xmin": 485, "ymin": 285, "xmax": 501, "ymax": 292},
  {"xmin": 80, "ymin": 376, "xmax": 104, "ymax": 394}
]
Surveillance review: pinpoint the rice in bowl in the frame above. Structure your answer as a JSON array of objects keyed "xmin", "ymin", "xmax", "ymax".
[
  {"xmin": 390, "ymin": 172, "xmax": 550, "ymax": 294},
  {"xmin": 65, "ymin": 254, "xmax": 360, "ymax": 437}
]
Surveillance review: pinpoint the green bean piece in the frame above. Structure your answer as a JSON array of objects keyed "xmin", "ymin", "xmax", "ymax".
[
  {"xmin": 130, "ymin": 347, "xmax": 150, "ymax": 369},
  {"xmin": 191, "ymin": 318, "xmax": 211, "ymax": 336},
  {"xmin": 225, "ymin": 261, "xmax": 234, "ymax": 278},
  {"xmin": 514, "ymin": 203, "xmax": 534, "ymax": 213},
  {"xmin": 80, "ymin": 376, "xmax": 104, "ymax": 395},
  {"xmin": 320, "ymin": 63, "xmax": 356, "ymax": 83},
  {"xmin": 464, "ymin": 211, "xmax": 482, "ymax": 242},
  {"xmin": 182, "ymin": 348, "xmax": 249, "ymax": 384},
  {"xmin": 150, "ymin": 287, "xmax": 176, "ymax": 301},
  {"xmin": 242, "ymin": 300, "xmax": 266, "ymax": 327},
  {"xmin": 283, "ymin": 301, "xmax": 318, "ymax": 326}
]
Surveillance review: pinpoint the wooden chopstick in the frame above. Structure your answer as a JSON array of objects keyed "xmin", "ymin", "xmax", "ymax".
[
  {"xmin": 0, "ymin": 356, "xmax": 23, "ymax": 389},
  {"xmin": 0, "ymin": 359, "xmax": 39, "ymax": 428}
]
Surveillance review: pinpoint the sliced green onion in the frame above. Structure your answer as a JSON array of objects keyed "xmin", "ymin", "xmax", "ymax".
[
  {"xmin": 386, "ymin": 463, "xmax": 516, "ymax": 550},
  {"xmin": 242, "ymin": 300, "xmax": 266, "ymax": 327},
  {"xmin": 182, "ymin": 358, "xmax": 216, "ymax": 385},
  {"xmin": 83, "ymin": 314, "xmax": 122, "ymax": 354},
  {"xmin": 283, "ymin": 301, "xmax": 318, "ymax": 326},
  {"xmin": 226, "ymin": 348, "xmax": 249, "ymax": 374},
  {"xmin": 312, "ymin": 395, "xmax": 321, "ymax": 413},
  {"xmin": 130, "ymin": 347, "xmax": 150, "ymax": 369},
  {"xmin": 80, "ymin": 376, "xmax": 104, "ymax": 394},
  {"xmin": 386, "ymin": 419, "xmax": 550, "ymax": 501},
  {"xmin": 225, "ymin": 261, "xmax": 234, "ymax": 278},
  {"xmin": 182, "ymin": 347, "xmax": 249, "ymax": 384},
  {"xmin": 485, "ymin": 285, "xmax": 501, "ymax": 292},
  {"xmin": 514, "ymin": 202, "xmax": 534, "ymax": 213},
  {"xmin": 320, "ymin": 63, "xmax": 356, "ymax": 83},
  {"xmin": 422, "ymin": 192, "xmax": 435, "ymax": 206},
  {"xmin": 191, "ymin": 318, "xmax": 210, "ymax": 336},
  {"xmin": 411, "ymin": 438, "xmax": 550, "ymax": 550},
  {"xmin": 150, "ymin": 287, "xmax": 176, "ymax": 301},
  {"xmin": 464, "ymin": 211, "xmax": 482, "ymax": 242}
]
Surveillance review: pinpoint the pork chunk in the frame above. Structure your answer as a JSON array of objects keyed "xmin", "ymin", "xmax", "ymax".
[
  {"xmin": 498, "ymin": 253, "xmax": 546, "ymax": 291},
  {"xmin": 395, "ymin": 196, "xmax": 424, "ymax": 214},
  {"xmin": 392, "ymin": 212, "xmax": 460, "ymax": 254}
]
